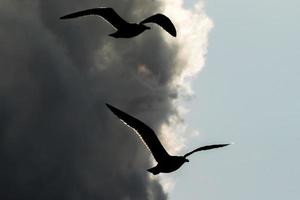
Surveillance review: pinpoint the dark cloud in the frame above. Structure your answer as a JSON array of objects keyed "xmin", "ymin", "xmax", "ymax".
[{"xmin": 0, "ymin": 0, "xmax": 183, "ymax": 199}]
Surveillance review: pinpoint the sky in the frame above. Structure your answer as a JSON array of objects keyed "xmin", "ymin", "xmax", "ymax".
[
  {"xmin": 169, "ymin": 0, "xmax": 300, "ymax": 200},
  {"xmin": 0, "ymin": 0, "xmax": 299, "ymax": 200}
]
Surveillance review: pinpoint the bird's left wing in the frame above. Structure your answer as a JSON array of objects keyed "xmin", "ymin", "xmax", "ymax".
[
  {"xmin": 106, "ymin": 104, "xmax": 170, "ymax": 163},
  {"xmin": 184, "ymin": 144, "xmax": 230, "ymax": 158},
  {"xmin": 60, "ymin": 8, "xmax": 129, "ymax": 29},
  {"xmin": 140, "ymin": 14, "xmax": 177, "ymax": 37}
]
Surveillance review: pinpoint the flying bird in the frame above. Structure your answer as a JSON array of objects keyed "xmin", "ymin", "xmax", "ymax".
[
  {"xmin": 106, "ymin": 104, "xmax": 230, "ymax": 175},
  {"xmin": 60, "ymin": 7, "xmax": 176, "ymax": 38}
]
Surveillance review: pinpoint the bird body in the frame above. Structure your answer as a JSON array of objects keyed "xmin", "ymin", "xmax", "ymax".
[
  {"xmin": 148, "ymin": 156, "xmax": 188, "ymax": 175},
  {"xmin": 60, "ymin": 7, "xmax": 176, "ymax": 38},
  {"xmin": 106, "ymin": 104, "xmax": 230, "ymax": 175},
  {"xmin": 109, "ymin": 24, "xmax": 150, "ymax": 38}
]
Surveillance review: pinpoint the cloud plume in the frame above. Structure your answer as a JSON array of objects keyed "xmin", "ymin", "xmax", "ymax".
[{"xmin": 0, "ymin": 0, "xmax": 212, "ymax": 199}]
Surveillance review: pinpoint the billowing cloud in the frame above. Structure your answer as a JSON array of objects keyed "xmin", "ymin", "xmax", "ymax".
[{"xmin": 0, "ymin": 0, "xmax": 212, "ymax": 199}]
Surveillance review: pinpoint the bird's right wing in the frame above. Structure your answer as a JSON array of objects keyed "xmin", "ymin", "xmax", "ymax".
[
  {"xmin": 106, "ymin": 104, "xmax": 170, "ymax": 163},
  {"xmin": 184, "ymin": 144, "xmax": 230, "ymax": 158},
  {"xmin": 140, "ymin": 14, "xmax": 177, "ymax": 37},
  {"xmin": 60, "ymin": 7, "xmax": 129, "ymax": 29}
]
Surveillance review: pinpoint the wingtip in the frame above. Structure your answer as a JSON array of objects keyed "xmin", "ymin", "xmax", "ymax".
[
  {"xmin": 59, "ymin": 13, "xmax": 79, "ymax": 20},
  {"xmin": 172, "ymin": 30, "xmax": 177, "ymax": 37},
  {"xmin": 105, "ymin": 103, "xmax": 112, "ymax": 109},
  {"xmin": 59, "ymin": 15, "xmax": 68, "ymax": 20},
  {"xmin": 219, "ymin": 143, "xmax": 231, "ymax": 148},
  {"xmin": 166, "ymin": 27, "xmax": 176, "ymax": 37},
  {"xmin": 60, "ymin": 15, "xmax": 71, "ymax": 20},
  {"xmin": 106, "ymin": 103, "xmax": 119, "ymax": 114}
]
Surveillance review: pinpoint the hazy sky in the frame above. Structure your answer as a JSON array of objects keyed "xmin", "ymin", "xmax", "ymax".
[{"xmin": 169, "ymin": 0, "xmax": 300, "ymax": 200}]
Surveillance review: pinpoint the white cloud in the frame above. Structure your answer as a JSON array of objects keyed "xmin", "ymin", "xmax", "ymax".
[{"xmin": 155, "ymin": 0, "xmax": 213, "ymax": 192}]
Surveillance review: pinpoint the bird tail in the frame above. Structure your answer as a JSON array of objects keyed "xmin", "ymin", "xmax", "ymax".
[
  {"xmin": 147, "ymin": 167, "xmax": 160, "ymax": 175},
  {"xmin": 108, "ymin": 31, "xmax": 121, "ymax": 38}
]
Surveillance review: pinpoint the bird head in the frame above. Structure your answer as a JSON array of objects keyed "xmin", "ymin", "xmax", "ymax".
[{"xmin": 180, "ymin": 156, "xmax": 189, "ymax": 163}]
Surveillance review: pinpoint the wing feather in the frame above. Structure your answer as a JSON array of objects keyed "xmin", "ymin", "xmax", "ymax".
[
  {"xmin": 140, "ymin": 14, "xmax": 176, "ymax": 37},
  {"xmin": 60, "ymin": 7, "xmax": 129, "ymax": 29},
  {"xmin": 106, "ymin": 104, "xmax": 170, "ymax": 163},
  {"xmin": 184, "ymin": 144, "xmax": 230, "ymax": 158}
]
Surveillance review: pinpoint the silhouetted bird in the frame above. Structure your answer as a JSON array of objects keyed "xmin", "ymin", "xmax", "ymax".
[
  {"xmin": 106, "ymin": 104, "xmax": 230, "ymax": 175},
  {"xmin": 60, "ymin": 7, "xmax": 176, "ymax": 38}
]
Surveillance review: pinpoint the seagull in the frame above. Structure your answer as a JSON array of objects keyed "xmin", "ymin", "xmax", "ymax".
[
  {"xmin": 106, "ymin": 104, "xmax": 230, "ymax": 175},
  {"xmin": 60, "ymin": 7, "xmax": 176, "ymax": 38}
]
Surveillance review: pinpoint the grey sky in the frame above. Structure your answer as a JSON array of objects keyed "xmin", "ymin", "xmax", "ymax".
[
  {"xmin": 0, "ymin": 0, "xmax": 184, "ymax": 199},
  {"xmin": 170, "ymin": 0, "xmax": 300, "ymax": 199}
]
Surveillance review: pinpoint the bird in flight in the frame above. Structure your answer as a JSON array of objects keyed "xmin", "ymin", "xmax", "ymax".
[
  {"xmin": 60, "ymin": 7, "xmax": 176, "ymax": 38},
  {"xmin": 106, "ymin": 104, "xmax": 230, "ymax": 175}
]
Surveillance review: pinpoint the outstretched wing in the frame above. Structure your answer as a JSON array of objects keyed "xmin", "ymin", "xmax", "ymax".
[
  {"xmin": 184, "ymin": 144, "xmax": 230, "ymax": 158},
  {"xmin": 140, "ymin": 14, "xmax": 176, "ymax": 37},
  {"xmin": 106, "ymin": 104, "xmax": 170, "ymax": 163},
  {"xmin": 60, "ymin": 7, "xmax": 129, "ymax": 29}
]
